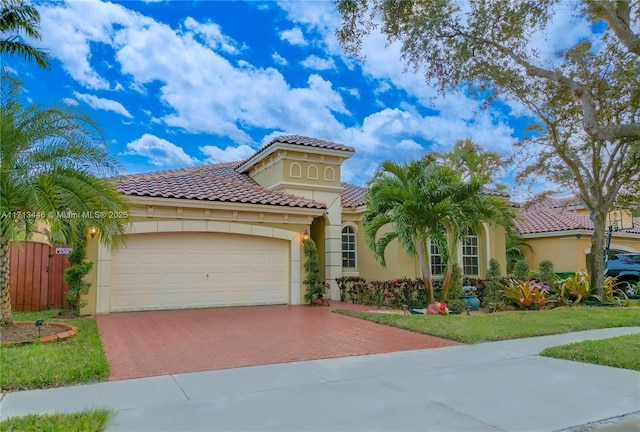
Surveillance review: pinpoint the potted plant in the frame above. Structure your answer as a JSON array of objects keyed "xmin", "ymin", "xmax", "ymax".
[{"xmin": 463, "ymin": 285, "xmax": 480, "ymax": 311}]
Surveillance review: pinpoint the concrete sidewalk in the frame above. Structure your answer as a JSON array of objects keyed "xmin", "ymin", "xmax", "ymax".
[{"xmin": 2, "ymin": 327, "xmax": 639, "ymax": 431}]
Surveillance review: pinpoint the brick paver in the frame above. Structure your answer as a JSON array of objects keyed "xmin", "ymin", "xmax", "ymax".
[{"xmin": 96, "ymin": 303, "xmax": 460, "ymax": 381}]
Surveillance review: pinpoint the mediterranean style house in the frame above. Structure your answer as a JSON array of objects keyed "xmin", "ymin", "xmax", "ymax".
[
  {"xmin": 515, "ymin": 199, "xmax": 640, "ymax": 273},
  {"xmin": 81, "ymin": 135, "xmax": 508, "ymax": 314}
]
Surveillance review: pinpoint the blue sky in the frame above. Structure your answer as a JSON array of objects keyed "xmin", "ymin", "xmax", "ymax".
[{"xmin": 7, "ymin": 1, "xmax": 593, "ymax": 194}]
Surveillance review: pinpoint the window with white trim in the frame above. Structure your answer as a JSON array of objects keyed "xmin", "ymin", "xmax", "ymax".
[
  {"xmin": 430, "ymin": 242, "xmax": 447, "ymax": 276},
  {"xmin": 342, "ymin": 226, "xmax": 356, "ymax": 268},
  {"xmin": 462, "ymin": 233, "xmax": 479, "ymax": 275}
]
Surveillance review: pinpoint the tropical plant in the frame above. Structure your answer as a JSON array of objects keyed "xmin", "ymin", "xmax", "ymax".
[
  {"xmin": 364, "ymin": 152, "xmax": 513, "ymax": 306},
  {"xmin": 593, "ymin": 276, "xmax": 630, "ymax": 307},
  {"xmin": 502, "ymin": 279, "xmax": 551, "ymax": 310},
  {"xmin": 302, "ymin": 238, "xmax": 323, "ymax": 303},
  {"xmin": 559, "ymin": 272, "xmax": 593, "ymax": 305},
  {"xmin": 505, "ymin": 231, "xmax": 533, "ymax": 273},
  {"xmin": 0, "ymin": 78, "xmax": 128, "ymax": 325},
  {"xmin": 1, "ymin": 0, "xmax": 49, "ymax": 68}
]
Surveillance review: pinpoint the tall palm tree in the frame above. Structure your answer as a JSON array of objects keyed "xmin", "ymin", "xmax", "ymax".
[
  {"xmin": 364, "ymin": 156, "xmax": 469, "ymax": 305},
  {"xmin": 1, "ymin": 0, "xmax": 50, "ymax": 69},
  {"xmin": 364, "ymin": 154, "xmax": 514, "ymax": 306},
  {"xmin": 0, "ymin": 77, "xmax": 128, "ymax": 325}
]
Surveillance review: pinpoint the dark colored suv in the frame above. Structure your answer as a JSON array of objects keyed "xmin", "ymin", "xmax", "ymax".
[{"xmin": 605, "ymin": 253, "xmax": 640, "ymax": 298}]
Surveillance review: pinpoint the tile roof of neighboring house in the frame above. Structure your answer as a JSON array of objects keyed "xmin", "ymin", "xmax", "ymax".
[
  {"xmin": 516, "ymin": 202, "xmax": 640, "ymax": 235},
  {"xmin": 115, "ymin": 162, "xmax": 327, "ymax": 209},
  {"xmin": 341, "ymin": 183, "xmax": 368, "ymax": 208}
]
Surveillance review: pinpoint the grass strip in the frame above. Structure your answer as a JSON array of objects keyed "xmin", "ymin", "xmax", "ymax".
[{"xmin": 1, "ymin": 310, "xmax": 109, "ymax": 392}]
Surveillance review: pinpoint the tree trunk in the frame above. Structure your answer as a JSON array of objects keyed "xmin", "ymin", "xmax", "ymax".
[
  {"xmin": 589, "ymin": 211, "xmax": 607, "ymax": 297},
  {"xmin": 0, "ymin": 236, "xmax": 13, "ymax": 325},
  {"xmin": 439, "ymin": 237, "xmax": 456, "ymax": 302},
  {"xmin": 417, "ymin": 239, "xmax": 435, "ymax": 304}
]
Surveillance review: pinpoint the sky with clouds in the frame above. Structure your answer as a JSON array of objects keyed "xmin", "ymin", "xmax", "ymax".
[{"xmin": 7, "ymin": 0, "xmax": 593, "ymax": 194}]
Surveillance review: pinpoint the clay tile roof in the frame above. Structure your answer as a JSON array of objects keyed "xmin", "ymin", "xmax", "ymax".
[
  {"xmin": 515, "ymin": 207, "xmax": 592, "ymax": 234},
  {"xmin": 243, "ymin": 135, "xmax": 354, "ymax": 164},
  {"xmin": 341, "ymin": 183, "xmax": 368, "ymax": 208},
  {"xmin": 115, "ymin": 162, "xmax": 327, "ymax": 209}
]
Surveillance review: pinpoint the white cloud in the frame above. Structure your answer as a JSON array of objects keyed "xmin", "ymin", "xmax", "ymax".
[
  {"xmin": 183, "ymin": 17, "xmax": 240, "ymax": 54},
  {"xmin": 63, "ymin": 98, "xmax": 79, "ymax": 106},
  {"xmin": 272, "ymin": 52, "xmax": 288, "ymax": 66},
  {"xmin": 124, "ymin": 134, "xmax": 198, "ymax": 167},
  {"xmin": 73, "ymin": 92, "xmax": 133, "ymax": 118},
  {"xmin": 200, "ymin": 144, "xmax": 255, "ymax": 163},
  {"xmin": 300, "ymin": 55, "xmax": 335, "ymax": 70},
  {"xmin": 279, "ymin": 27, "xmax": 307, "ymax": 46}
]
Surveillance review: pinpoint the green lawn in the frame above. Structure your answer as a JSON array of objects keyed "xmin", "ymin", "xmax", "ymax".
[
  {"xmin": 0, "ymin": 409, "xmax": 112, "ymax": 432},
  {"xmin": 336, "ymin": 306, "xmax": 640, "ymax": 344},
  {"xmin": 1, "ymin": 310, "xmax": 109, "ymax": 392},
  {"xmin": 541, "ymin": 333, "xmax": 640, "ymax": 371}
]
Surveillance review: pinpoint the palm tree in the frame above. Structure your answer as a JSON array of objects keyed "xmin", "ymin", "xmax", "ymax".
[
  {"xmin": 0, "ymin": 77, "xmax": 128, "ymax": 325},
  {"xmin": 364, "ymin": 156, "xmax": 475, "ymax": 305},
  {"xmin": 1, "ymin": 0, "xmax": 50, "ymax": 69},
  {"xmin": 505, "ymin": 230, "xmax": 534, "ymax": 273}
]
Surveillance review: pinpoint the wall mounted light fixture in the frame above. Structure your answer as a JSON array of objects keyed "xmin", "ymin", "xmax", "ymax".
[
  {"xmin": 89, "ymin": 226, "xmax": 97, "ymax": 239},
  {"xmin": 302, "ymin": 229, "xmax": 310, "ymax": 241}
]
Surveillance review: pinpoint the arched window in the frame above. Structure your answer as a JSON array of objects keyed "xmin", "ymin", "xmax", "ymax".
[
  {"xmin": 324, "ymin": 167, "xmax": 335, "ymax": 181},
  {"xmin": 307, "ymin": 164, "xmax": 319, "ymax": 180},
  {"xmin": 290, "ymin": 162, "xmax": 302, "ymax": 178},
  {"xmin": 342, "ymin": 226, "xmax": 356, "ymax": 268},
  {"xmin": 462, "ymin": 232, "xmax": 479, "ymax": 275}
]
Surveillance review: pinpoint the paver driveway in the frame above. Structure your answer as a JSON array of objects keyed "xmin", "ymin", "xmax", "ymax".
[{"xmin": 96, "ymin": 303, "xmax": 459, "ymax": 380}]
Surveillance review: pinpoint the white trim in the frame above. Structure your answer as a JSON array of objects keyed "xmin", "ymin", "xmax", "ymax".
[{"xmin": 96, "ymin": 221, "xmax": 301, "ymax": 313}]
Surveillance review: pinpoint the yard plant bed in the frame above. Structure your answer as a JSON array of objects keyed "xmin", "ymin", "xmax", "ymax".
[
  {"xmin": 1, "ymin": 322, "xmax": 78, "ymax": 345},
  {"xmin": 0, "ymin": 311, "xmax": 109, "ymax": 392},
  {"xmin": 540, "ymin": 333, "xmax": 640, "ymax": 371},
  {"xmin": 0, "ymin": 408, "xmax": 112, "ymax": 432},
  {"xmin": 336, "ymin": 307, "xmax": 640, "ymax": 344}
]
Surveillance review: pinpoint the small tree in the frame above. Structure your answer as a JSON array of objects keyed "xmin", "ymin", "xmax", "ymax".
[
  {"xmin": 446, "ymin": 263, "xmax": 466, "ymax": 312},
  {"xmin": 64, "ymin": 236, "xmax": 93, "ymax": 315},
  {"xmin": 484, "ymin": 258, "xmax": 503, "ymax": 306},
  {"xmin": 537, "ymin": 260, "xmax": 555, "ymax": 287},
  {"xmin": 302, "ymin": 239, "xmax": 323, "ymax": 303},
  {"xmin": 513, "ymin": 260, "xmax": 531, "ymax": 282}
]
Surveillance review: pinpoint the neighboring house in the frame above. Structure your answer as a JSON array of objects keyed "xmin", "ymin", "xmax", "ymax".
[
  {"xmin": 514, "ymin": 199, "xmax": 640, "ymax": 273},
  {"xmin": 81, "ymin": 135, "xmax": 508, "ymax": 314}
]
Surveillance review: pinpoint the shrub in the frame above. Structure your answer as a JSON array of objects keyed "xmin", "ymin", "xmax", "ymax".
[
  {"xmin": 513, "ymin": 260, "xmax": 531, "ymax": 282},
  {"xmin": 447, "ymin": 264, "xmax": 466, "ymax": 312},
  {"xmin": 303, "ymin": 239, "xmax": 323, "ymax": 303},
  {"xmin": 483, "ymin": 258, "xmax": 504, "ymax": 308},
  {"xmin": 537, "ymin": 260, "xmax": 555, "ymax": 286},
  {"xmin": 335, "ymin": 276, "xmax": 366, "ymax": 302}
]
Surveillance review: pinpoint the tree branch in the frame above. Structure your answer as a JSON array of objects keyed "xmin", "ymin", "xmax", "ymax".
[{"xmin": 586, "ymin": 0, "xmax": 640, "ymax": 56}]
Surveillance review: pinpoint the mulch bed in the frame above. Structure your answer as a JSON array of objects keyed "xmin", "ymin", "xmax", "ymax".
[{"xmin": 1, "ymin": 322, "xmax": 76, "ymax": 344}]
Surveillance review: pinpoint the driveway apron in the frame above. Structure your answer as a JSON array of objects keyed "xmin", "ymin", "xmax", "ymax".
[{"xmin": 96, "ymin": 303, "xmax": 459, "ymax": 380}]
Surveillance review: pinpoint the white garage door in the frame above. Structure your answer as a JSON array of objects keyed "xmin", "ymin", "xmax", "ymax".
[{"xmin": 111, "ymin": 232, "xmax": 289, "ymax": 312}]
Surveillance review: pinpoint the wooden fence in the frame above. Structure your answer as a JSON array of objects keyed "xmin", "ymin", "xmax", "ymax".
[{"xmin": 9, "ymin": 241, "xmax": 71, "ymax": 311}]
